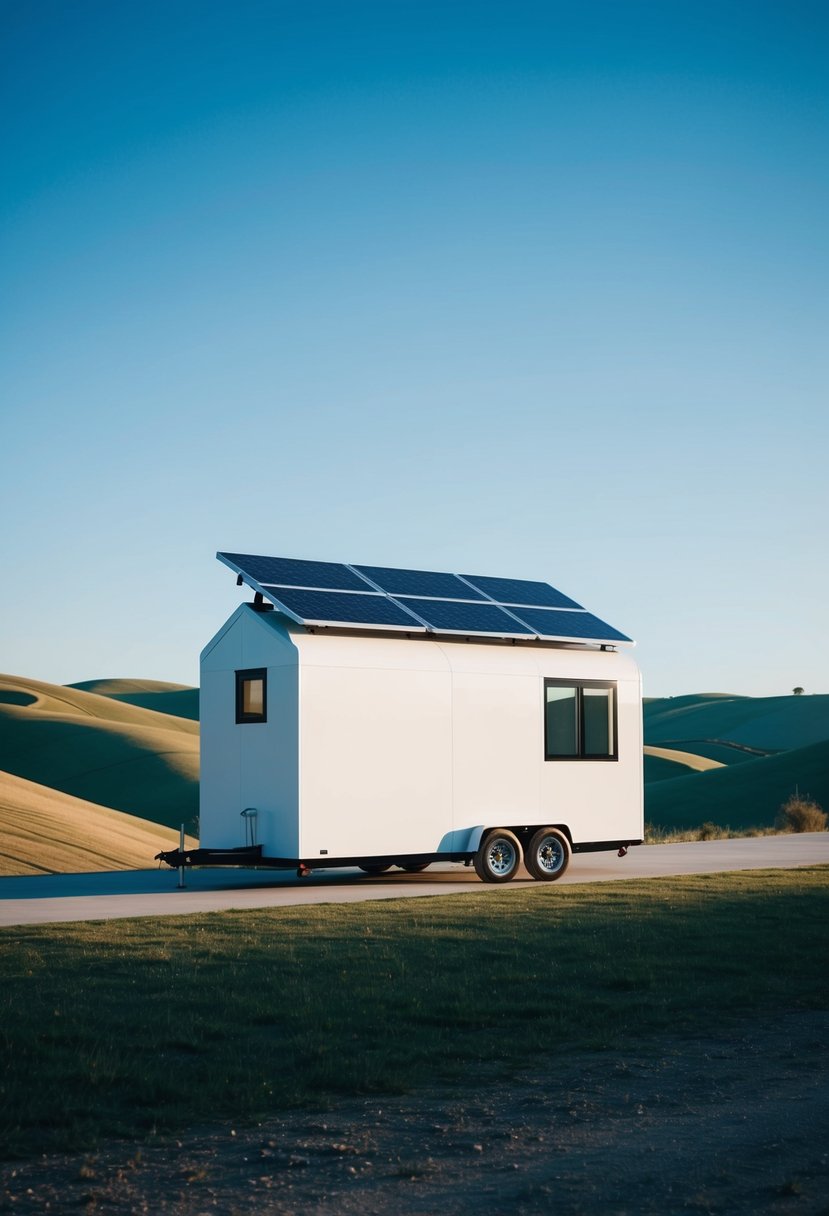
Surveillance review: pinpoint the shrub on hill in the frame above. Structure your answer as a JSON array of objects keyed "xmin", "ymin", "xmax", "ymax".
[{"xmin": 776, "ymin": 795, "xmax": 827, "ymax": 833}]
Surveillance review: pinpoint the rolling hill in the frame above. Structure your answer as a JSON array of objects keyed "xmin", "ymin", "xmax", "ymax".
[
  {"xmin": 644, "ymin": 692, "xmax": 829, "ymax": 752},
  {"xmin": 645, "ymin": 737, "xmax": 829, "ymax": 833},
  {"xmin": 0, "ymin": 770, "xmax": 197, "ymax": 876},
  {"xmin": 0, "ymin": 674, "xmax": 198, "ymax": 833},
  {"xmin": 69, "ymin": 678, "xmax": 199, "ymax": 721},
  {"xmin": 0, "ymin": 673, "xmax": 825, "ymax": 874},
  {"xmin": 644, "ymin": 693, "xmax": 829, "ymax": 831}
]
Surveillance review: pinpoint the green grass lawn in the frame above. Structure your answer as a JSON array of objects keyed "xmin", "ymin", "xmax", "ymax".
[{"xmin": 2, "ymin": 868, "xmax": 828, "ymax": 1159}]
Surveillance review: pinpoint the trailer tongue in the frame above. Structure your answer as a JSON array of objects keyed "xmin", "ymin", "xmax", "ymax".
[{"xmin": 156, "ymin": 844, "xmax": 264, "ymax": 868}]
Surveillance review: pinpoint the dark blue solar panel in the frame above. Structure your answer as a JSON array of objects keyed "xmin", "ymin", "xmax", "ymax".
[
  {"xmin": 220, "ymin": 552, "xmax": 632, "ymax": 643},
  {"xmin": 219, "ymin": 553, "xmax": 369, "ymax": 592},
  {"xmin": 463, "ymin": 575, "xmax": 583, "ymax": 610},
  {"xmin": 355, "ymin": 565, "xmax": 486, "ymax": 600},
  {"xmin": 398, "ymin": 598, "xmax": 534, "ymax": 635},
  {"xmin": 509, "ymin": 607, "xmax": 631, "ymax": 643},
  {"xmin": 263, "ymin": 587, "xmax": 423, "ymax": 628}
]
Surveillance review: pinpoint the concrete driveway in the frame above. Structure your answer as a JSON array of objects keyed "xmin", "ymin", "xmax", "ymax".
[{"xmin": 1, "ymin": 833, "xmax": 827, "ymax": 927}]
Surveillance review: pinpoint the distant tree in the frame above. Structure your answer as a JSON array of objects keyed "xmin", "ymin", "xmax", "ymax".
[{"xmin": 792, "ymin": 686, "xmax": 805, "ymax": 696}]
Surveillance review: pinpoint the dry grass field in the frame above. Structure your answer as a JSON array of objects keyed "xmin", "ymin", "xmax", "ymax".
[
  {"xmin": 643, "ymin": 744, "xmax": 723, "ymax": 771},
  {"xmin": 69, "ymin": 678, "xmax": 199, "ymax": 721},
  {"xmin": 0, "ymin": 770, "xmax": 197, "ymax": 875}
]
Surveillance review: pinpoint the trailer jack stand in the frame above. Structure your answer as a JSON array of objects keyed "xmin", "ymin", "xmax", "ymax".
[
  {"xmin": 618, "ymin": 846, "xmax": 628, "ymax": 857},
  {"xmin": 297, "ymin": 863, "xmax": 312, "ymax": 878}
]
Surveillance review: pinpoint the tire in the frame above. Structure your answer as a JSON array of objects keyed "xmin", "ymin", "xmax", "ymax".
[
  {"xmin": 473, "ymin": 829, "xmax": 522, "ymax": 883},
  {"xmin": 401, "ymin": 862, "xmax": 430, "ymax": 873},
  {"xmin": 524, "ymin": 827, "xmax": 571, "ymax": 881},
  {"xmin": 359, "ymin": 863, "xmax": 392, "ymax": 874}
]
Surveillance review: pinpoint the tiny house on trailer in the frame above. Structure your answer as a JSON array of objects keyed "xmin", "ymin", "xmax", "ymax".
[{"xmin": 158, "ymin": 553, "xmax": 643, "ymax": 883}]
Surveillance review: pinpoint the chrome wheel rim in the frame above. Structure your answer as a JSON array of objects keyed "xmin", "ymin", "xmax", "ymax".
[
  {"xmin": 487, "ymin": 839, "xmax": 516, "ymax": 876},
  {"xmin": 536, "ymin": 836, "xmax": 564, "ymax": 874}
]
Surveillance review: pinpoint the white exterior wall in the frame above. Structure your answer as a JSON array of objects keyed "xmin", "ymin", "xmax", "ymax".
[
  {"xmin": 296, "ymin": 634, "xmax": 453, "ymax": 858},
  {"xmin": 444, "ymin": 642, "xmax": 642, "ymax": 848},
  {"xmin": 296, "ymin": 633, "xmax": 642, "ymax": 858},
  {"xmin": 200, "ymin": 607, "xmax": 299, "ymax": 853},
  {"xmin": 200, "ymin": 608, "xmax": 643, "ymax": 860}
]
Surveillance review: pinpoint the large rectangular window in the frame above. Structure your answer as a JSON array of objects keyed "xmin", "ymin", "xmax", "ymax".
[
  {"xmin": 236, "ymin": 668, "xmax": 267, "ymax": 724},
  {"xmin": 544, "ymin": 679, "xmax": 617, "ymax": 760}
]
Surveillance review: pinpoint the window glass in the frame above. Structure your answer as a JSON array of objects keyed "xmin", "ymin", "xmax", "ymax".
[
  {"xmin": 583, "ymin": 686, "xmax": 613, "ymax": 755},
  {"xmin": 545, "ymin": 685, "xmax": 578, "ymax": 756},
  {"xmin": 242, "ymin": 677, "xmax": 264, "ymax": 717}
]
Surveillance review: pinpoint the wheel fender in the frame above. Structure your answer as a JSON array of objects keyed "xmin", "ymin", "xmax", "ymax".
[{"xmin": 466, "ymin": 825, "xmax": 488, "ymax": 854}]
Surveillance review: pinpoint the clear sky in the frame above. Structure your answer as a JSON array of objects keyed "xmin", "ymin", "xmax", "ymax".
[{"xmin": 2, "ymin": 1, "xmax": 827, "ymax": 697}]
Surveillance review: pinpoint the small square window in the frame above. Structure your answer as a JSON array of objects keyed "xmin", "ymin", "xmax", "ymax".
[{"xmin": 236, "ymin": 668, "xmax": 267, "ymax": 724}]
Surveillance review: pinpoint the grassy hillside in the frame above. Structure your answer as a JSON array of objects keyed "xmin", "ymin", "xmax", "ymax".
[
  {"xmin": 644, "ymin": 692, "xmax": 829, "ymax": 751},
  {"xmin": 2, "ymin": 670, "xmax": 825, "ymax": 867},
  {"xmin": 0, "ymin": 674, "xmax": 198, "ymax": 832},
  {"xmin": 645, "ymin": 737, "xmax": 829, "ymax": 832},
  {"xmin": 643, "ymin": 692, "xmax": 829, "ymax": 831},
  {"xmin": 644, "ymin": 754, "xmax": 692, "ymax": 783},
  {"xmin": 0, "ymin": 771, "xmax": 197, "ymax": 876},
  {"xmin": 69, "ymin": 678, "xmax": 199, "ymax": 721}
]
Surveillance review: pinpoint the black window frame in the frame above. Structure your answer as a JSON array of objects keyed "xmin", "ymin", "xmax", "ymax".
[
  {"xmin": 543, "ymin": 678, "xmax": 618, "ymax": 761},
  {"xmin": 235, "ymin": 668, "xmax": 267, "ymax": 724}
]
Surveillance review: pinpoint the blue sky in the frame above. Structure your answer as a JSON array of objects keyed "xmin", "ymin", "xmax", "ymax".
[{"xmin": 2, "ymin": 1, "xmax": 827, "ymax": 696}]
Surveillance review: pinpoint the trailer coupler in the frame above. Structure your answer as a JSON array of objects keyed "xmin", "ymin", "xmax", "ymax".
[
  {"xmin": 297, "ymin": 863, "xmax": 312, "ymax": 878},
  {"xmin": 617, "ymin": 846, "xmax": 629, "ymax": 857}
]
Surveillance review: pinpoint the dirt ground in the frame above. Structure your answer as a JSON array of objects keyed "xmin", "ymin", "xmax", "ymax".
[{"xmin": 3, "ymin": 1010, "xmax": 828, "ymax": 1216}]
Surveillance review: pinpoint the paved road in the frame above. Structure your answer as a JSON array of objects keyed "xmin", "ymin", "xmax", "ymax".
[{"xmin": 1, "ymin": 834, "xmax": 827, "ymax": 927}]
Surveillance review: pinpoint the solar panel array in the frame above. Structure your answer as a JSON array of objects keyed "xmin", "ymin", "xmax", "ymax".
[{"xmin": 218, "ymin": 552, "xmax": 632, "ymax": 645}]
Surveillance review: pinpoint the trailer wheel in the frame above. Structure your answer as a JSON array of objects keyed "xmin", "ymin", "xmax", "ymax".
[
  {"xmin": 474, "ymin": 830, "xmax": 522, "ymax": 883},
  {"xmin": 400, "ymin": 862, "xmax": 430, "ymax": 873},
  {"xmin": 359, "ymin": 864, "xmax": 392, "ymax": 874},
  {"xmin": 525, "ymin": 827, "xmax": 571, "ymax": 881}
]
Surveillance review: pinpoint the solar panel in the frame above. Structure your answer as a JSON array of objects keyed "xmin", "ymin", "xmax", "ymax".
[
  {"xmin": 219, "ymin": 552, "xmax": 368, "ymax": 592},
  {"xmin": 509, "ymin": 607, "xmax": 632, "ymax": 643},
  {"xmin": 397, "ymin": 598, "xmax": 534, "ymax": 635},
  {"xmin": 262, "ymin": 587, "xmax": 423, "ymax": 629},
  {"xmin": 355, "ymin": 565, "xmax": 486, "ymax": 600},
  {"xmin": 463, "ymin": 575, "xmax": 583, "ymax": 610},
  {"xmin": 219, "ymin": 552, "xmax": 633, "ymax": 644}
]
